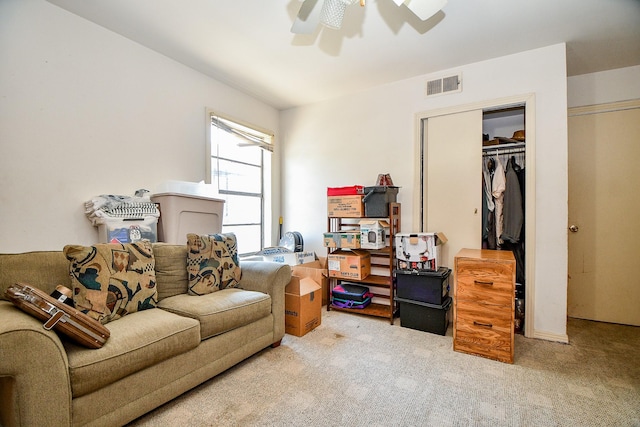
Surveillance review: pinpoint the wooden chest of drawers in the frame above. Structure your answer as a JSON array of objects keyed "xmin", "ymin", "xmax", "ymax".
[{"xmin": 453, "ymin": 248, "xmax": 515, "ymax": 364}]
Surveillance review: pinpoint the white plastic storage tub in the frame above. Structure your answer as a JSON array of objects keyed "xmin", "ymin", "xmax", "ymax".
[{"xmin": 150, "ymin": 193, "xmax": 225, "ymax": 244}]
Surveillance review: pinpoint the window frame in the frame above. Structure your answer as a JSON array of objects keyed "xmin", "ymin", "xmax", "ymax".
[{"xmin": 205, "ymin": 109, "xmax": 274, "ymax": 255}]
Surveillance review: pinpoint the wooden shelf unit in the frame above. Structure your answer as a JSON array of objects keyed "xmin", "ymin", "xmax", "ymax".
[{"xmin": 326, "ymin": 202, "xmax": 401, "ymax": 324}]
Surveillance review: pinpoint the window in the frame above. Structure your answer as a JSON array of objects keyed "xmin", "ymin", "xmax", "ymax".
[{"xmin": 207, "ymin": 111, "xmax": 273, "ymax": 255}]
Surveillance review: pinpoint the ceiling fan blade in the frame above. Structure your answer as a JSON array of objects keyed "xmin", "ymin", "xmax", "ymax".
[
  {"xmin": 291, "ymin": 0, "xmax": 325, "ymax": 34},
  {"xmin": 402, "ymin": 0, "xmax": 447, "ymax": 21}
]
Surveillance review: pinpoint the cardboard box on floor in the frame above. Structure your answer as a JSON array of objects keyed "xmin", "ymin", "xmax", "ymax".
[
  {"xmin": 291, "ymin": 257, "xmax": 328, "ymax": 306},
  {"xmin": 285, "ymin": 275, "xmax": 322, "ymax": 337}
]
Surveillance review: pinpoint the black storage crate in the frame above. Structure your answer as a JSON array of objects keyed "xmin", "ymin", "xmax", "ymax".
[
  {"xmin": 395, "ymin": 267, "xmax": 451, "ymax": 305},
  {"xmin": 397, "ymin": 296, "xmax": 451, "ymax": 335},
  {"xmin": 363, "ymin": 186, "xmax": 399, "ymax": 217}
]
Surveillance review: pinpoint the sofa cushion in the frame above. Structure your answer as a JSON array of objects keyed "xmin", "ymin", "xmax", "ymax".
[
  {"xmin": 152, "ymin": 243, "xmax": 189, "ymax": 301},
  {"xmin": 186, "ymin": 233, "xmax": 241, "ymax": 295},
  {"xmin": 158, "ymin": 288, "xmax": 271, "ymax": 340},
  {"xmin": 64, "ymin": 308, "xmax": 200, "ymax": 398},
  {"xmin": 63, "ymin": 241, "xmax": 158, "ymax": 324}
]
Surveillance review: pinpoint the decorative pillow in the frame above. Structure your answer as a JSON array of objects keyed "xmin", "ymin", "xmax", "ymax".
[
  {"xmin": 186, "ymin": 233, "xmax": 241, "ymax": 295},
  {"xmin": 63, "ymin": 241, "xmax": 158, "ymax": 324}
]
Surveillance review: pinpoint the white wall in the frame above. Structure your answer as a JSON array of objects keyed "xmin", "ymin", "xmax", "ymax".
[
  {"xmin": 0, "ymin": 0, "xmax": 281, "ymax": 252},
  {"xmin": 2, "ymin": 0, "xmax": 593, "ymax": 341},
  {"xmin": 568, "ymin": 65, "xmax": 640, "ymax": 107},
  {"xmin": 281, "ymin": 44, "xmax": 569, "ymax": 341}
]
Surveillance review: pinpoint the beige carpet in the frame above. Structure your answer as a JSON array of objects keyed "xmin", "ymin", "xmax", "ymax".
[{"xmin": 127, "ymin": 309, "xmax": 640, "ymax": 427}]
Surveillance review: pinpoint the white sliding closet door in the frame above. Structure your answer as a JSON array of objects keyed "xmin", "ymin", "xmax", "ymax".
[{"xmin": 425, "ymin": 110, "xmax": 483, "ymax": 270}]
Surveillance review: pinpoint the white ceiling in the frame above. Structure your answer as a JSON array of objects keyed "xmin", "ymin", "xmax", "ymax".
[{"xmin": 47, "ymin": 0, "xmax": 640, "ymax": 110}]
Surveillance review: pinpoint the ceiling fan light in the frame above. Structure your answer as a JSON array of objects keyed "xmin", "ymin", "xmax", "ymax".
[
  {"xmin": 291, "ymin": 0, "xmax": 325, "ymax": 34},
  {"xmin": 403, "ymin": 0, "xmax": 447, "ymax": 21},
  {"xmin": 320, "ymin": 0, "xmax": 355, "ymax": 29}
]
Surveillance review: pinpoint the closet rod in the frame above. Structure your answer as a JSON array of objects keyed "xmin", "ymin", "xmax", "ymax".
[
  {"xmin": 482, "ymin": 141, "xmax": 525, "ymax": 151},
  {"xmin": 482, "ymin": 146, "xmax": 525, "ymax": 156}
]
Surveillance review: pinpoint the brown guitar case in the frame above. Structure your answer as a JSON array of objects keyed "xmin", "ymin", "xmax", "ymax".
[{"xmin": 5, "ymin": 282, "xmax": 110, "ymax": 349}]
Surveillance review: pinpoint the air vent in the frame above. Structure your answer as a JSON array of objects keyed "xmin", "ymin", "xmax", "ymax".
[{"xmin": 425, "ymin": 73, "xmax": 462, "ymax": 97}]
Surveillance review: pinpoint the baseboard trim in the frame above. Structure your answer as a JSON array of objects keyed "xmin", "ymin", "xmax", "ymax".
[{"xmin": 533, "ymin": 329, "xmax": 569, "ymax": 344}]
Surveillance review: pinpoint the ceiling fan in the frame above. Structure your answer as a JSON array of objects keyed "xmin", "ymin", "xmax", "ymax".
[{"xmin": 291, "ymin": 0, "xmax": 447, "ymax": 34}]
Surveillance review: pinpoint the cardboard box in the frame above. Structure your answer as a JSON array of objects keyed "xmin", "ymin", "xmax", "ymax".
[
  {"xmin": 395, "ymin": 232, "xmax": 448, "ymax": 271},
  {"xmin": 327, "ymin": 249, "xmax": 371, "ymax": 280},
  {"xmin": 285, "ymin": 276, "xmax": 322, "ymax": 337},
  {"xmin": 292, "ymin": 258, "xmax": 329, "ymax": 305},
  {"xmin": 323, "ymin": 231, "xmax": 361, "ymax": 249},
  {"xmin": 327, "ymin": 195, "xmax": 365, "ymax": 217},
  {"xmin": 261, "ymin": 251, "xmax": 316, "ymax": 266},
  {"xmin": 359, "ymin": 219, "xmax": 389, "ymax": 249}
]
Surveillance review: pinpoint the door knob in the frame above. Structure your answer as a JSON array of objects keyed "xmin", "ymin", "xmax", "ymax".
[{"xmin": 569, "ymin": 225, "xmax": 579, "ymax": 233}]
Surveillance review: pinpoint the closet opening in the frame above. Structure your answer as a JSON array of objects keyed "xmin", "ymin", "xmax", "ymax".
[{"xmin": 482, "ymin": 104, "xmax": 526, "ymax": 334}]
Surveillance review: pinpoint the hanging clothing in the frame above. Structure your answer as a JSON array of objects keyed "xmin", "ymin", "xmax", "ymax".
[
  {"xmin": 482, "ymin": 173, "xmax": 488, "ymax": 242},
  {"xmin": 486, "ymin": 209, "xmax": 496, "ymax": 249},
  {"xmin": 482, "ymin": 160, "xmax": 495, "ymax": 242},
  {"xmin": 491, "ymin": 156, "xmax": 506, "ymax": 246},
  {"xmin": 500, "ymin": 158, "xmax": 524, "ymax": 243},
  {"xmin": 482, "ymin": 160, "xmax": 495, "ymax": 212},
  {"xmin": 481, "ymin": 148, "xmax": 526, "ymax": 282}
]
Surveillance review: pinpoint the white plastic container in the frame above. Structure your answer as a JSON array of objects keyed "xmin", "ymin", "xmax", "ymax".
[
  {"xmin": 98, "ymin": 217, "xmax": 158, "ymax": 243},
  {"xmin": 150, "ymin": 193, "xmax": 225, "ymax": 244}
]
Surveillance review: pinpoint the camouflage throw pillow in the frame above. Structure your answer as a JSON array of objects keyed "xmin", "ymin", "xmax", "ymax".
[
  {"xmin": 63, "ymin": 241, "xmax": 158, "ymax": 324},
  {"xmin": 186, "ymin": 233, "xmax": 241, "ymax": 296}
]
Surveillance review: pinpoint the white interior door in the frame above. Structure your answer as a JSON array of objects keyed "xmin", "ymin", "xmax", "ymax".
[
  {"xmin": 568, "ymin": 102, "xmax": 640, "ymax": 326},
  {"xmin": 425, "ymin": 109, "xmax": 483, "ymax": 270}
]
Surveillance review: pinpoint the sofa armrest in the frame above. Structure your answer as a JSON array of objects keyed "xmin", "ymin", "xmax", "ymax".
[
  {"xmin": 0, "ymin": 301, "xmax": 72, "ymax": 427},
  {"xmin": 239, "ymin": 261, "xmax": 291, "ymax": 344}
]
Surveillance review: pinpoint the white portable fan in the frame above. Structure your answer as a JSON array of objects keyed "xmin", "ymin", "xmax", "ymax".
[{"xmin": 291, "ymin": 0, "xmax": 447, "ymax": 34}]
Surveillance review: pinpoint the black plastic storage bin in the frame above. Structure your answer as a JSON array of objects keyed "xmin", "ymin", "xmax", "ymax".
[
  {"xmin": 395, "ymin": 267, "xmax": 451, "ymax": 305},
  {"xmin": 363, "ymin": 186, "xmax": 399, "ymax": 217},
  {"xmin": 397, "ymin": 296, "xmax": 451, "ymax": 335}
]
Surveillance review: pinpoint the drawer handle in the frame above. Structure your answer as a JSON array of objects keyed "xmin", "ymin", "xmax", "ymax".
[
  {"xmin": 473, "ymin": 321, "xmax": 493, "ymax": 328},
  {"xmin": 474, "ymin": 280, "xmax": 494, "ymax": 286}
]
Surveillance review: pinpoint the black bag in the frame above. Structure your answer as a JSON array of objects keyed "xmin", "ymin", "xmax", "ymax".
[
  {"xmin": 332, "ymin": 283, "xmax": 372, "ymax": 302},
  {"xmin": 333, "ymin": 296, "xmax": 372, "ymax": 309}
]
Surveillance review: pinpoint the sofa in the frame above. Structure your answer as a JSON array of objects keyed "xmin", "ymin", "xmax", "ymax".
[{"xmin": 0, "ymin": 241, "xmax": 292, "ymax": 427}]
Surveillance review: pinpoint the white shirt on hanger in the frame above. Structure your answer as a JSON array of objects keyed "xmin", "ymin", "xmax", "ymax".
[{"xmin": 492, "ymin": 156, "xmax": 506, "ymax": 246}]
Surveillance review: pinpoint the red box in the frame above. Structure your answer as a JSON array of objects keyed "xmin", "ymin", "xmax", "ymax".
[{"xmin": 327, "ymin": 186, "xmax": 365, "ymax": 196}]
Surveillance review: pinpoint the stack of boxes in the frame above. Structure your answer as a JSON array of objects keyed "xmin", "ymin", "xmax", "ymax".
[
  {"xmin": 325, "ymin": 185, "xmax": 397, "ymax": 282},
  {"xmin": 394, "ymin": 232, "xmax": 451, "ymax": 335}
]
